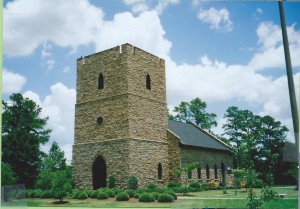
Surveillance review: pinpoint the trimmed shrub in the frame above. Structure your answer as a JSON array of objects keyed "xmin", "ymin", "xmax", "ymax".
[
  {"xmin": 138, "ymin": 193, "xmax": 155, "ymax": 202},
  {"xmin": 147, "ymin": 183, "xmax": 158, "ymax": 190},
  {"xmin": 165, "ymin": 191, "xmax": 177, "ymax": 200},
  {"xmin": 134, "ymin": 193, "xmax": 140, "ymax": 199},
  {"xmin": 108, "ymin": 176, "xmax": 116, "ymax": 189},
  {"xmin": 116, "ymin": 192, "xmax": 129, "ymax": 201},
  {"xmin": 157, "ymin": 193, "xmax": 174, "ymax": 202},
  {"xmin": 34, "ymin": 189, "xmax": 43, "ymax": 198},
  {"xmin": 136, "ymin": 188, "xmax": 152, "ymax": 194},
  {"xmin": 106, "ymin": 190, "xmax": 116, "ymax": 198},
  {"xmin": 125, "ymin": 189, "xmax": 135, "ymax": 198},
  {"xmin": 128, "ymin": 176, "xmax": 138, "ymax": 190},
  {"xmin": 90, "ymin": 190, "xmax": 99, "ymax": 199},
  {"xmin": 15, "ymin": 190, "xmax": 26, "ymax": 199},
  {"xmin": 41, "ymin": 190, "xmax": 53, "ymax": 198},
  {"xmin": 112, "ymin": 187, "xmax": 123, "ymax": 195},
  {"xmin": 154, "ymin": 187, "xmax": 168, "ymax": 194},
  {"xmin": 97, "ymin": 192, "xmax": 109, "ymax": 200},
  {"xmin": 167, "ymin": 181, "xmax": 181, "ymax": 188},
  {"xmin": 151, "ymin": 192, "xmax": 160, "ymax": 200},
  {"xmin": 172, "ymin": 186, "xmax": 187, "ymax": 193},
  {"xmin": 189, "ymin": 181, "xmax": 201, "ymax": 189},
  {"xmin": 78, "ymin": 192, "xmax": 88, "ymax": 200}
]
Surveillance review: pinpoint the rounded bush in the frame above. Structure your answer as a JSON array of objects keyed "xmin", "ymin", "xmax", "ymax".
[
  {"xmin": 165, "ymin": 191, "xmax": 177, "ymax": 200},
  {"xmin": 154, "ymin": 187, "xmax": 167, "ymax": 193},
  {"xmin": 133, "ymin": 193, "xmax": 140, "ymax": 199},
  {"xmin": 108, "ymin": 176, "xmax": 116, "ymax": 189},
  {"xmin": 147, "ymin": 183, "xmax": 157, "ymax": 190},
  {"xmin": 41, "ymin": 190, "xmax": 53, "ymax": 198},
  {"xmin": 116, "ymin": 192, "xmax": 129, "ymax": 201},
  {"xmin": 34, "ymin": 190, "xmax": 43, "ymax": 198},
  {"xmin": 77, "ymin": 192, "xmax": 88, "ymax": 199},
  {"xmin": 189, "ymin": 181, "xmax": 201, "ymax": 189},
  {"xmin": 112, "ymin": 187, "xmax": 122, "ymax": 195},
  {"xmin": 90, "ymin": 190, "xmax": 99, "ymax": 199},
  {"xmin": 15, "ymin": 190, "xmax": 27, "ymax": 199},
  {"xmin": 125, "ymin": 189, "xmax": 135, "ymax": 198},
  {"xmin": 97, "ymin": 192, "xmax": 109, "ymax": 200},
  {"xmin": 158, "ymin": 193, "xmax": 174, "ymax": 202},
  {"xmin": 138, "ymin": 193, "xmax": 155, "ymax": 202},
  {"xmin": 151, "ymin": 192, "xmax": 159, "ymax": 200},
  {"xmin": 106, "ymin": 190, "xmax": 116, "ymax": 198},
  {"xmin": 167, "ymin": 181, "xmax": 181, "ymax": 188}
]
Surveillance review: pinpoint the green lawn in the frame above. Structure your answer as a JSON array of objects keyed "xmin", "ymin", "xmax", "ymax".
[{"xmin": 2, "ymin": 187, "xmax": 298, "ymax": 209}]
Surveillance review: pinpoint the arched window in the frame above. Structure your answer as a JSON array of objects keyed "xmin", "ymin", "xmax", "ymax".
[
  {"xmin": 206, "ymin": 164, "xmax": 210, "ymax": 179},
  {"xmin": 98, "ymin": 73, "xmax": 104, "ymax": 90},
  {"xmin": 146, "ymin": 74, "xmax": 151, "ymax": 90},
  {"xmin": 214, "ymin": 164, "xmax": 218, "ymax": 179},
  {"xmin": 158, "ymin": 163, "xmax": 162, "ymax": 180},
  {"xmin": 197, "ymin": 167, "xmax": 202, "ymax": 179}
]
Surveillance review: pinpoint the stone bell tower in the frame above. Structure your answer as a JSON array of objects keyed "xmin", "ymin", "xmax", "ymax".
[{"xmin": 72, "ymin": 43, "xmax": 169, "ymax": 189}]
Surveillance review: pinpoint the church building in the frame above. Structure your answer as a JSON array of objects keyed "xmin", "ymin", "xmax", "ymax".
[{"xmin": 72, "ymin": 43, "xmax": 233, "ymax": 189}]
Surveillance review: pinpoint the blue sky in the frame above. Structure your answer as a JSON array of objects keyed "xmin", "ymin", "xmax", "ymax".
[{"xmin": 3, "ymin": 0, "xmax": 300, "ymax": 162}]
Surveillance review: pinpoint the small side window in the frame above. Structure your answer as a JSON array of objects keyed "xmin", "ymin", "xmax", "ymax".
[
  {"xmin": 96, "ymin": 116, "xmax": 103, "ymax": 125},
  {"xmin": 98, "ymin": 73, "xmax": 104, "ymax": 90},
  {"xmin": 146, "ymin": 74, "xmax": 151, "ymax": 90}
]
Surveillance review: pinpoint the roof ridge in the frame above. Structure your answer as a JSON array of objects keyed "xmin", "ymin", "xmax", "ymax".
[{"xmin": 186, "ymin": 121, "xmax": 231, "ymax": 149}]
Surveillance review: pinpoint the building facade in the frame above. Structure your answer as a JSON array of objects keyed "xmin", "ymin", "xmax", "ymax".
[{"xmin": 72, "ymin": 43, "xmax": 233, "ymax": 189}]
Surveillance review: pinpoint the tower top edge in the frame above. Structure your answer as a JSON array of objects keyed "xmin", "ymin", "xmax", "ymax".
[{"xmin": 77, "ymin": 43, "xmax": 165, "ymax": 62}]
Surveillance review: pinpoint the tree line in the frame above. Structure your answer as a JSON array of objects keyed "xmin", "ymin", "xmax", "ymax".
[
  {"xmin": 169, "ymin": 97, "xmax": 296, "ymax": 185},
  {"xmin": 1, "ymin": 94, "xmax": 297, "ymax": 189}
]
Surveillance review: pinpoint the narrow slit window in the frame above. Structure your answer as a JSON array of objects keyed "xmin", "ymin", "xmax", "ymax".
[
  {"xmin": 206, "ymin": 164, "xmax": 210, "ymax": 179},
  {"xmin": 214, "ymin": 164, "xmax": 218, "ymax": 179},
  {"xmin": 158, "ymin": 163, "xmax": 162, "ymax": 180},
  {"xmin": 197, "ymin": 167, "xmax": 201, "ymax": 179},
  {"xmin": 146, "ymin": 74, "xmax": 151, "ymax": 90},
  {"xmin": 98, "ymin": 73, "xmax": 104, "ymax": 90}
]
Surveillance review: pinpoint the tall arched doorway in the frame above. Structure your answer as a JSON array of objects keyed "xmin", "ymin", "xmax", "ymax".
[{"xmin": 92, "ymin": 156, "xmax": 107, "ymax": 189}]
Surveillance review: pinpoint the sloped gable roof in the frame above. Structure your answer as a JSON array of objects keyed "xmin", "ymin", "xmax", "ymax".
[{"xmin": 168, "ymin": 120, "xmax": 231, "ymax": 152}]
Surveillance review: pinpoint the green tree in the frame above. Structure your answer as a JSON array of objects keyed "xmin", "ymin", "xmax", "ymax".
[
  {"xmin": 2, "ymin": 93, "xmax": 51, "ymax": 188},
  {"xmin": 172, "ymin": 98, "xmax": 217, "ymax": 130},
  {"xmin": 36, "ymin": 141, "xmax": 71, "ymax": 190},
  {"xmin": 173, "ymin": 101, "xmax": 190, "ymax": 122},
  {"xmin": 1, "ymin": 162, "xmax": 17, "ymax": 186},
  {"xmin": 52, "ymin": 170, "xmax": 72, "ymax": 203},
  {"xmin": 189, "ymin": 98, "xmax": 217, "ymax": 130}
]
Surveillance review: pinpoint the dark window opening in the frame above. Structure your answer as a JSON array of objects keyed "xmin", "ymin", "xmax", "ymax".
[
  {"xmin": 221, "ymin": 162, "xmax": 226, "ymax": 184},
  {"xmin": 146, "ymin": 74, "xmax": 151, "ymax": 90},
  {"xmin": 206, "ymin": 164, "xmax": 210, "ymax": 179},
  {"xmin": 92, "ymin": 156, "xmax": 107, "ymax": 189},
  {"xmin": 197, "ymin": 167, "xmax": 201, "ymax": 179},
  {"xmin": 98, "ymin": 73, "xmax": 104, "ymax": 90},
  {"xmin": 214, "ymin": 164, "xmax": 218, "ymax": 179},
  {"xmin": 158, "ymin": 163, "xmax": 162, "ymax": 180},
  {"xmin": 96, "ymin": 116, "xmax": 103, "ymax": 125}
]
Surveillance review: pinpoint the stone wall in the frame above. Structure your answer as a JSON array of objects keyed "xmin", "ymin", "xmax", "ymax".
[
  {"xmin": 72, "ymin": 139, "xmax": 130, "ymax": 188},
  {"xmin": 167, "ymin": 130, "xmax": 181, "ymax": 181},
  {"xmin": 73, "ymin": 43, "xmax": 169, "ymax": 189},
  {"xmin": 180, "ymin": 146, "xmax": 233, "ymax": 183}
]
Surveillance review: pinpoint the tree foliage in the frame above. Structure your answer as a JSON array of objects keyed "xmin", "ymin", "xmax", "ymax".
[
  {"xmin": 222, "ymin": 106, "xmax": 288, "ymax": 184},
  {"xmin": 2, "ymin": 93, "xmax": 51, "ymax": 188},
  {"xmin": 1, "ymin": 162, "xmax": 17, "ymax": 186},
  {"xmin": 170, "ymin": 98, "xmax": 217, "ymax": 130},
  {"xmin": 52, "ymin": 170, "xmax": 72, "ymax": 202}
]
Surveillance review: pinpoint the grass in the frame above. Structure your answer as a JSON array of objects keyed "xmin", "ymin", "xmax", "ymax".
[{"xmin": 3, "ymin": 186, "xmax": 298, "ymax": 208}]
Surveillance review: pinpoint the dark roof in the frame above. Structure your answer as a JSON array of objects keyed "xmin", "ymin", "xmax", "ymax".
[{"xmin": 168, "ymin": 120, "xmax": 231, "ymax": 152}]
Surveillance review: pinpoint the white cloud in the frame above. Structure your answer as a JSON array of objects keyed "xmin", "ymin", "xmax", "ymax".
[
  {"xmin": 23, "ymin": 83, "xmax": 76, "ymax": 163},
  {"xmin": 155, "ymin": 0, "xmax": 180, "ymax": 15},
  {"xmin": 94, "ymin": 11, "xmax": 172, "ymax": 59},
  {"xmin": 248, "ymin": 22, "xmax": 300, "ymax": 71},
  {"xmin": 257, "ymin": 8, "xmax": 263, "ymax": 14},
  {"xmin": 4, "ymin": 0, "xmax": 171, "ymax": 59},
  {"xmin": 197, "ymin": 7, "xmax": 233, "ymax": 32},
  {"xmin": 4, "ymin": 0, "xmax": 104, "ymax": 57},
  {"xmin": 124, "ymin": 0, "xmax": 149, "ymax": 13},
  {"xmin": 63, "ymin": 66, "xmax": 71, "ymax": 73},
  {"xmin": 3, "ymin": 68, "xmax": 27, "ymax": 94}
]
